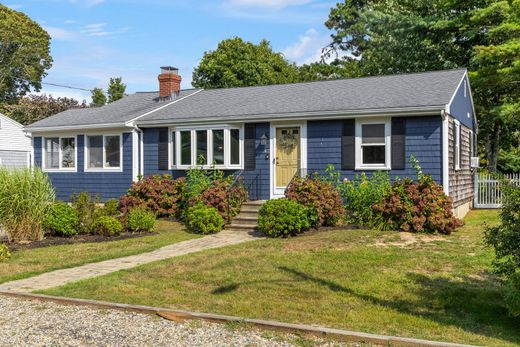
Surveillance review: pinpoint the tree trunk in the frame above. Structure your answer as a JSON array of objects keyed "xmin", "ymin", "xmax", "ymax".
[{"xmin": 485, "ymin": 124, "xmax": 500, "ymax": 173}]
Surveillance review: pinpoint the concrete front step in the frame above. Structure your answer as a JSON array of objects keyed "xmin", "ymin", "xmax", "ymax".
[
  {"xmin": 242, "ymin": 200, "xmax": 267, "ymax": 206},
  {"xmin": 226, "ymin": 224, "xmax": 257, "ymax": 230}
]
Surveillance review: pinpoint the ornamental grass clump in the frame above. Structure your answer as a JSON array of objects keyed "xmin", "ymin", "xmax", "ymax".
[{"xmin": 0, "ymin": 168, "xmax": 55, "ymax": 242}]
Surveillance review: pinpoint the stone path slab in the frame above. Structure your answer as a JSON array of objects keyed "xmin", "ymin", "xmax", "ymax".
[{"xmin": 0, "ymin": 229, "xmax": 262, "ymax": 293}]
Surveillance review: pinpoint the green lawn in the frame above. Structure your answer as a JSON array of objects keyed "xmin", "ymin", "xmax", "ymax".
[
  {"xmin": 39, "ymin": 210, "xmax": 520, "ymax": 346},
  {"xmin": 0, "ymin": 220, "xmax": 199, "ymax": 284}
]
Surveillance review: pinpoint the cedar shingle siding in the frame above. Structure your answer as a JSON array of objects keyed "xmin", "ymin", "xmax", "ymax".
[{"xmin": 448, "ymin": 117, "xmax": 473, "ymax": 207}]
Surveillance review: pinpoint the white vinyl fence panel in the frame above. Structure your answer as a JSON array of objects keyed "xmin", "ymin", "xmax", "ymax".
[{"xmin": 474, "ymin": 172, "xmax": 520, "ymax": 208}]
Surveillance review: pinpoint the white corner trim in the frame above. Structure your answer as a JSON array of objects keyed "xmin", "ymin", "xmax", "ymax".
[
  {"xmin": 132, "ymin": 130, "xmax": 139, "ymax": 181},
  {"xmin": 442, "ymin": 111, "xmax": 449, "ymax": 196},
  {"xmin": 125, "ymin": 89, "xmax": 204, "ymax": 126}
]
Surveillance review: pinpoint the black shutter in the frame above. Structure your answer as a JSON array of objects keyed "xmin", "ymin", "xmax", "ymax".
[
  {"xmin": 158, "ymin": 128, "xmax": 169, "ymax": 170},
  {"xmin": 244, "ymin": 124, "xmax": 256, "ymax": 171},
  {"xmin": 341, "ymin": 119, "xmax": 355, "ymax": 170},
  {"xmin": 391, "ymin": 117, "xmax": 406, "ymax": 170}
]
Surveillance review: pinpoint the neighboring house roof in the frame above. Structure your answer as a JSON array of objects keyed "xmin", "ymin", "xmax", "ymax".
[{"xmin": 27, "ymin": 69, "xmax": 467, "ymax": 130}]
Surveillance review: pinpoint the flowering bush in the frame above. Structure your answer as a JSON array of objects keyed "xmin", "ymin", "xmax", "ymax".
[
  {"xmin": 195, "ymin": 179, "xmax": 248, "ymax": 220},
  {"xmin": 285, "ymin": 176, "xmax": 344, "ymax": 227},
  {"xmin": 373, "ymin": 175, "xmax": 463, "ymax": 234},
  {"xmin": 258, "ymin": 198, "xmax": 312, "ymax": 237},
  {"xmin": 339, "ymin": 172, "xmax": 391, "ymax": 228},
  {"xmin": 118, "ymin": 175, "xmax": 186, "ymax": 218}
]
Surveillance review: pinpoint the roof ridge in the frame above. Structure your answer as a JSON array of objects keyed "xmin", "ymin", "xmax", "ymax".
[{"xmin": 190, "ymin": 68, "xmax": 467, "ymax": 93}]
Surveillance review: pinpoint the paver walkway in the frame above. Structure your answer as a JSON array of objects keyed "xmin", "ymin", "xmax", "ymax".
[{"xmin": 0, "ymin": 228, "xmax": 263, "ymax": 293}]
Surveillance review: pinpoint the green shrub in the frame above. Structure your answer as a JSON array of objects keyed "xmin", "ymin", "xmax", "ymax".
[
  {"xmin": 100, "ymin": 199, "xmax": 120, "ymax": 217},
  {"xmin": 373, "ymin": 175, "xmax": 463, "ymax": 234},
  {"xmin": 185, "ymin": 203, "xmax": 224, "ymax": 234},
  {"xmin": 285, "ymin": 175, "xmax": 344, "ymax": 227},
  {"xmin": 485, "ymin": 182, "xmax": 520, "ymax": 316},
  {"xmin": 258, "ymin": 198, "xmax": 311, "ymax": 237},
  {"xmin": 0, "ymin": 243, "xmax": 11, "ymax": 261},
  {"xmin": 339, "ymin": 171, "xmax": 391, "ymax": 228},
  {"xmin": 70, "ymin": 192, "xmax": 100, "ymax": 233},
  {"xmin": 42, "ymin": 202, "xmax": 79, "ymax": 236},
  {"xmin": 92, "ymin": 216, "xmax": 123, "ymax": 236},
  {"xmin": 127, "ymin": 208, "xmax": 156, "ymax": 233},
  {"xmin": 0, "ymin": 168, "xmax": 55, "ymax": 242}
]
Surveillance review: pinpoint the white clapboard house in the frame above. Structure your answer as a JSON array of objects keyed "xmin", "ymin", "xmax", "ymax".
[{"xmin": 0, "ymin": 113, "xmax": 31, "ymax": 169}]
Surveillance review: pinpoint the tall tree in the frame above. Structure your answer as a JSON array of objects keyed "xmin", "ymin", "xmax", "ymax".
[
  {"xmin": 0, "ymin": 4, "xmax": 52, "ymax": 104},
  {"xmin": 192, "ymin": 37, "xmax": 300, "ymax": 89},
  {"xmin": 470, "ymin": 0, "xmax": 520, "ymax": 171},
  {"xmin": 90, "ymin": 87, "xmax": 107, "ymax": 107},
  {"xmin": 3, "ymin": 94, "xmax": 87, "ymax": 125},
  {"xmin": 324, "ymin": 0, "xmax": 518, "ymax": 172},
  {"xmin": 107, "ymin": 77, "xmax": 126, "ymax": 103}
]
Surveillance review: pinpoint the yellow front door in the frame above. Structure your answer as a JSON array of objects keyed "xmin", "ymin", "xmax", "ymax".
[{"xmin": 276, "ymin": 127, "xmax": 300, "ymax": 187}]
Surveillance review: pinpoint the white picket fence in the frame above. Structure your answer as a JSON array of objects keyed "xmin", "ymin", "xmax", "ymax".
[{"xmin": 474, "ymin": 172, "xmax": 520, "ymax": 208}]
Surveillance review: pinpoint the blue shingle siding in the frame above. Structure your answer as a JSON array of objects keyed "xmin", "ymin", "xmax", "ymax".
[
  {"xmin": 449, "ymin": 75, "xmax": 475, "ymax": 130},
  {"xmin": 34, "ymin": 133, "xmax": 134, "ymax": 202},
  {"xmin": 143, "ymin": 126, "xmax": 270, "ymax": 200},
  {"xmin": 242, "ymin": 122, "xmax": 270, "ymax": 200},
  {"xmin": 307, "ymin": 116, "xmax": 442, "ymax": 183}
]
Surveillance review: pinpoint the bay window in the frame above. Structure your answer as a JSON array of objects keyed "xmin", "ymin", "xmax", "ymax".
[
  {"xmin": 86, "ymin": 134, "xmax": 122, "ymax": 171},
  {"xmin": 43, "ymin": 136, "xmax": 76, "ymax": 171},
  {"xmin": 171, "ymin": 127, "xmax": 242, "ymax": 169},
  {"xmin": 355, "ymin": 119, "xmax": 390, "ymax": 170}
]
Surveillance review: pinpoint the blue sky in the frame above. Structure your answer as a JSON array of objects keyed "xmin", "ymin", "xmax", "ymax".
[{"xmin": 6, "ymin": 0, "xmax": 337, "ymax": 102}]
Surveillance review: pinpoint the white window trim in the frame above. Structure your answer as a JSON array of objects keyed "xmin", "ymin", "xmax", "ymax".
[
  {"xmin": 42, "ymin": 136, "xmax": 77, "ymax": 172},
  {"xmin": 355, "ymin": 118, "xmax": 391, "ymax": 170},
  {"xmin": 84, "ymin": 133, "xmax": 124, "ymax": 172},
  {"xmin": 169, "ymin": 125, "xmax": 243, "ymax": 170},
  {"xmin": 454, "ymin": 120, "xmax": 461, "ymax": 171}
]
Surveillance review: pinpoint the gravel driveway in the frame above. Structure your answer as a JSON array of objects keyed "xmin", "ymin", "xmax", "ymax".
[{"xmin": 0, "ymin": 295, "xmax": 346, "ymax": 347}]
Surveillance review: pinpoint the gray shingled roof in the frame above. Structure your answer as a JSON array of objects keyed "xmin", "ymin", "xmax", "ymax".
[
  {"xmin": 27, "ymin": 69, "xmax": 466, "ymax": 129},
  {"xmin": 26, "ymin": 89, "xmax": 199, "ymax": 129}
]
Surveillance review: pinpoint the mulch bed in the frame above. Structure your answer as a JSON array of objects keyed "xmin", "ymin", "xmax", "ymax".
[{"xmin": 7, "ymin": 232, "xmax": 157, "ymax": 252}]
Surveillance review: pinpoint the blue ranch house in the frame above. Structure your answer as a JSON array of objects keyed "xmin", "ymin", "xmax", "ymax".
[{"xmin": 26, "ymin": 67, "xmax": 477, "ymax": 217}]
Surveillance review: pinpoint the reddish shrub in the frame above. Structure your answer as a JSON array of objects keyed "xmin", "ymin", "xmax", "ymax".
[
  {"xmin": 285, "ymin": 176, "xmax": 344, "ymax": 227},
  {"xmin": 373, "ymin": 175, "xmax": 463, "ymax": 234},
  {"xmin": 118, "ymin": 175, "xmax": 186, "ymax": 218},
  {"xmin": 189, "ymin": 179, "xmax": 248, "ymax": 220}
]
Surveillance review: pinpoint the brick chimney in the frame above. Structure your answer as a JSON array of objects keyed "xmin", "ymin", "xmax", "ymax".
[{"xmin": 158, "ymin": 66, "xmax": 181, "ymax": 99}]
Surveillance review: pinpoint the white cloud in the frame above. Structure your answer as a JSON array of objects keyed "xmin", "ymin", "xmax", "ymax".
[
  {"xmin": 35, "ymin": 88, "xmax": 91, "ymax": 104},
  {"xmin": 80, "ymin": 23, "xmax": 130, "ymax": 37},
  {"xmin": 43, "ymin": 26, "xmax": 75, "ymax": 41},
  {"xmin": 283, "ymin": 28, "xmax": 333, "ymax": 65},
  {"xmin": 226, "ymin": 0, "xmax": 312, "ymax": 9},
  {"xmin": 64, "ymin": 19, "xmax": 77, "ymax": 24}
]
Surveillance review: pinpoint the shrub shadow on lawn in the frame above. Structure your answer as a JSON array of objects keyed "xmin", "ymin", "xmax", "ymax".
[{"xmin": 212, "ymin": 266, "xmax": 520, "ymax": 344}]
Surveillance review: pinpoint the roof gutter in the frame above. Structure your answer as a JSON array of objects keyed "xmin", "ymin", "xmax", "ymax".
[
  {"xmin": 26, "ymin": 122, "xmax": 127, "ymax": 133},
  {"xmin": 135, "ymin": 105, "xmax": 444, "ymax": 127}
]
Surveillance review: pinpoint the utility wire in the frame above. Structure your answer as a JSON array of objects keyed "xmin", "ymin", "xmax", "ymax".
[{"xmin": 42, "ymin": 82, "xmax": 92, "ymax": 92}]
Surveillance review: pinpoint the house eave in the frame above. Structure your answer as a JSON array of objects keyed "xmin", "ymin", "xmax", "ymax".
[
  {"xmin": 26, "ymin": 122, "xmax": 128, "ymax": 134},
  {"xmin": 134, "ymin": 105, "xmax": 445, "ymax": 127}
]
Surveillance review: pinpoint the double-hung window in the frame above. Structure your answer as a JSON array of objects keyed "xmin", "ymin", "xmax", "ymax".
[
  {"xmin": 454, "ymin": 120, "xmax": 461, "ymax": 170},
  {"xmin": 171, "ymin": 127, "xmax": 242, "ymax": 169},
  {"xmin": 43, "ymin": 136, "xmax": 76, "ymax": 171},
  {"xmin": 355, "ymin": 119, "xmax": 391, "ymax": 170},
  {"xmin": 86, "ymin": 134, "xmax": 122, "ymax": 170}
]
